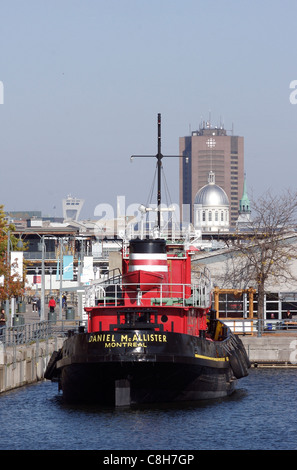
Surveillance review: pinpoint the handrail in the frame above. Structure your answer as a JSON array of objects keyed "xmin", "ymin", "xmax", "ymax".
[
  {"xmin": 84, "ymin": 280, "xmax": 212, "ymax": 309},
  {"xmin": 0, "ymin": 320, "xmax": 82, "ymax": 348}
]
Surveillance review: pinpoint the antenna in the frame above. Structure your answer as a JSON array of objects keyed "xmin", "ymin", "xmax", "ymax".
[{"xmin": 130, "ymin": 114, "xmax": 188, "ymax": 231}]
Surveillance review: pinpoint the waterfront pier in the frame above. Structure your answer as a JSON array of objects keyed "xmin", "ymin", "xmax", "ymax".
[
  {"xmin": 0, "ymin": 337, "xmax": 64, "ymax": 394},
  {"xmin": 241, "ymin": 333, "xmax": 297, "ymax": 367},
  {"xmin": 0, "ymin": 302, "xmax": 77, "ymax": 394}
]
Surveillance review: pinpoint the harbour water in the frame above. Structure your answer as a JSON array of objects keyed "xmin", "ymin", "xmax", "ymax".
[{"xmin": 1, "ymin": 367, "xmax": 296, "ymax": 451}]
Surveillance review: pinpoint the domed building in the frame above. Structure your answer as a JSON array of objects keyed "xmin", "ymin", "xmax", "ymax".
[{"xmin": 194, "ymin": 171, "xmax": 230, "ymax": 232}]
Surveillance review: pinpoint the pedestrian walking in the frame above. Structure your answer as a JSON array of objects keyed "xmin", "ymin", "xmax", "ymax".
[
  {"xmin": 32, "ymin": 295, "xmax": 38, "ymax": 312},
  {"xmin": 48, "ymin": 297, "xmax": 56, "ymax": 313},
  {"xmin": 62, "ymin": 294, "xmax": 67, "ymax": 310}
]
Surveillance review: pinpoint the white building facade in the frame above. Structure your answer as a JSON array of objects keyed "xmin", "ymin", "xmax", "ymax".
[{"xmin": 194, "ymin": 171, "xmax": 230, "ymax": 233}]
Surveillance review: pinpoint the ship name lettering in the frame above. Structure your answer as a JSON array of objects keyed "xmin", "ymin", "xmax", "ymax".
[
  {"xmin": 104, "ymin": 342, "xmax": 147, "ymax": 348},
  {"xmin": 89, "ymin": 332, "xmax": 167, "ymax": 347},
  {"xmin": 122, "ymin": 333, "xmax": 167, "ymax": 343},
  {"xmin": 88, "ymin": 334, "xmax": 116, "ymax": 343}
]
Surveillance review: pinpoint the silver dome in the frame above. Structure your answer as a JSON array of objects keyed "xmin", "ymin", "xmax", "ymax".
[{"xmin": 194, "ymin": 183, "xmax": 229, "ymax": 207}]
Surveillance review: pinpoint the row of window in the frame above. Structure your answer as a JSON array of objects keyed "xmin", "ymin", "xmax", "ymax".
[{"xmin": 196, "ymin": 209, "xmax": 229, "ymax": 223}]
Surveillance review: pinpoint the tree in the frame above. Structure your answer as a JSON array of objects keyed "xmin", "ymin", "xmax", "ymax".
[
  {"xmin": 221, "ymin": 189, "xmax": 297, "ymax": 334},
  {"xmin": 0, "ymin": 205, "xmax": 26, "ymax": 303}
]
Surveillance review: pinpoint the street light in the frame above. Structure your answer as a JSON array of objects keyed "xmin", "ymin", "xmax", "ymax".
[
  {"xmin": 49, "ymin": 266, "xmax": 53, "ymax": 296},
  {"xmin": 35, "ymin": 267, "xmax": 39, "ymax": 295},
  {"xmin": 5, "ymin": 230, "xmax": 23, "ymax": 327},
  {"xmin": 19, "ymin": 232, "xmax": 45, "ymax": 321},
  {"xmin": 34, "ymin": 234, "xmax": 45, "ymax": 321}
]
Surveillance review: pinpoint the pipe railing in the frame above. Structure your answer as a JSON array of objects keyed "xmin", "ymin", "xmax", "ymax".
[
  {"xmin": 84, "ymin": 281, "xmax": 212, "ymax": 309},
  {"xmin": 0, "ymin": 319, "xmax": 84, "ymax": 348}
]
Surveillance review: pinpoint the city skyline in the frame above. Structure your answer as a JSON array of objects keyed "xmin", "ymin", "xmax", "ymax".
[{"xmin": 0, "ymin": 1, "xmax": 297, "ymax": 219}]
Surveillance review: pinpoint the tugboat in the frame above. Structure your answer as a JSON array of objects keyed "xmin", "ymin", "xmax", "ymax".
[{"xmin": 45, "ymin": 115, "xmax": 250, "ymax": 406}]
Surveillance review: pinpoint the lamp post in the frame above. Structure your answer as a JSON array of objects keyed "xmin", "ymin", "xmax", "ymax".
[
  {"xmin": 35, "ymin": 267, "xmax": 39, "ymax": 295},
  {"xmin": 5, "ymin": 230, "xmax": 23, "ymax": 327},
  {"xmin": 59, "ymin": 237, "xmax": 63, "ymax": 321},
  {"xmin": 35, "ymin": 234, "xmax": 45, "ymax": 321},
  {"xmin": 40, "ymin": 235, "xmax": 45, "ymax": 321},
  {"xmin": 5, "ymin": 230, "xmax": 11, "ymax": 323},
  {"xmin": 49, "ymin": 266, "xmax": 53, "ymax": 296},
  {"xmin": 17, "ymin": 231, "xmax": 46, "ymax": 321}
]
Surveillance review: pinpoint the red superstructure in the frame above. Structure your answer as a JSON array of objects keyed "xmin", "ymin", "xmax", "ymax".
[{"xmin": 86, "ymin": 238, "xmax": 209, "ymax": 338}]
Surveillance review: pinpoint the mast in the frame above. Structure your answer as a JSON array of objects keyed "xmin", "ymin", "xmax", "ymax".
[
  {"xmin": 157, "ymin": 113, "xmax": 162, "ymax": 229},
  {"xmin": 131, "ymin": 114, "xmax": 186, "ymax": 232}
]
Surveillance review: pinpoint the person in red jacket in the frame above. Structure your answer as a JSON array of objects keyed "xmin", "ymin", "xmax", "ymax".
[{"xmin": 48, "ymin": 297, "xmax": 56, "ymax": 313}]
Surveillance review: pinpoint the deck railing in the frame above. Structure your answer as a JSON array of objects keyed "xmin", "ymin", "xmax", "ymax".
[{"xmin": 85, "ymin": 279, "xmax": 212, "ymax": 309}]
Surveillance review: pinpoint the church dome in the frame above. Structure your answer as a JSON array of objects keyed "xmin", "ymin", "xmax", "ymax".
[
  {"xmin": 193, "ymin": 171, "xmax": 230, "ymax": 233},
  {"xmin": 194, "ymin": 171, "xmax": 229, "ymax": 207}
]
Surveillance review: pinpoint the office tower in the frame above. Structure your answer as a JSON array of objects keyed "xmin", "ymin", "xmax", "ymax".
[{"xmin": 179, "ymin": 120, "xmax": 244, "ymax": 227}]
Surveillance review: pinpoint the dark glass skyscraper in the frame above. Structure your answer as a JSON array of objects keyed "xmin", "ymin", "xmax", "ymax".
[{"xmin": 179, "ymin": 121, "xmax": 244, "ymax": 227}]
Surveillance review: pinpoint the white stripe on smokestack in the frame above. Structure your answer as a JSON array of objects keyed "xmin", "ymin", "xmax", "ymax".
[{"xmin": 129, "ymin": 253, "xmax": 168, "ymax": 272}]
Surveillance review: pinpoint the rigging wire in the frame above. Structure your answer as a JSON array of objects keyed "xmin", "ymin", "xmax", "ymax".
[
  {"xmin": 143, "ymin": 163, "xmax": 179, "ymax": 232},
  {"xmin": 146, "ymin": 164, "xmax": 157, "ymax": 207}
]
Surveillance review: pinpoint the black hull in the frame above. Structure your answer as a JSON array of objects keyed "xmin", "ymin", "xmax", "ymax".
[
  {"xmin": 46, "ymin": 329, "xmax": 249, "ymax": 406},
  {"xmin": 59, "ymin": 361, "xmax": 236, "ymax": 405}
]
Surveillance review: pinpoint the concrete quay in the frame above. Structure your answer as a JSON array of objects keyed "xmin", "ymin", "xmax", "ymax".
[
  {"xmin": 0, "ymin": 303, "xmax": 69, "ymax": 395},
  {"xmin": 0, "ymin": 337, "xmax": 64, "ymax": 394},
  {"xmin": 241, "ymin": 333, "xmax": 297, "ymax": 367}
]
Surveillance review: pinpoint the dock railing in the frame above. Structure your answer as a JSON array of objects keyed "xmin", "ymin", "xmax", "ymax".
[
  {"xmin": 222, "ymin": 318, "xmax": 297, "ymax": 335},
  {"xmin": 0, "ymin": 319, "xmax": 83, "ymax": 348}
]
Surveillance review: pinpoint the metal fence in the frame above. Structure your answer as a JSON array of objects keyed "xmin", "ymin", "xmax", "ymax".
[
  {"xmin": 0, "ymin": 319, "xmax": 85, "ymax": 348},
  {"xmin": 222, "ymin": 318, "xmax": 297, "ymax": 335}
]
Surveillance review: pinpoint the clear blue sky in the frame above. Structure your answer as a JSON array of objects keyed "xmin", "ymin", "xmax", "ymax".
[{"xmin": 0, "ymin": 0, "xmax": 296, "ymax": 219}]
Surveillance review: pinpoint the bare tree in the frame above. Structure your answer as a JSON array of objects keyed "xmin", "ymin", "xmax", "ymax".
[{"xmin": 222, "ymin": 189, "xmax": 297, "ymax": 333}]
